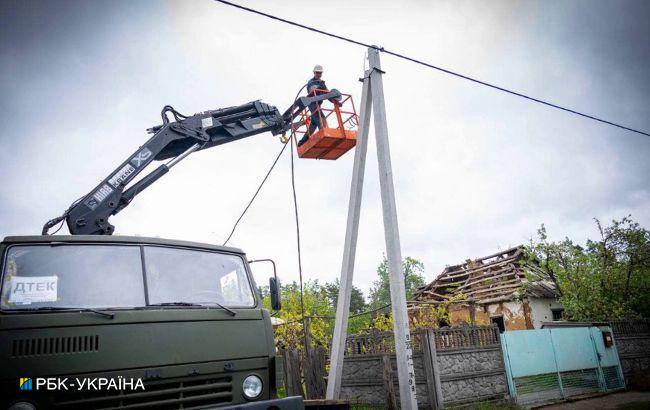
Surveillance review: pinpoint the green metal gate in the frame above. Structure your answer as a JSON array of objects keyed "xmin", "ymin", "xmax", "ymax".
[{"xmin": 501, "ymin": 326, "xmax": 625, "ymax": 406}]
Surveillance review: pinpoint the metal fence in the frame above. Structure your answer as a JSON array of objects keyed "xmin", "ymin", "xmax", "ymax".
[
  {"xmin": 609, "ymin": 318, "xmax": 650, "ymax": 336},
  {"xmin": 345, "ymin": 329, "xmax": 424, "ymax": 356},
  {"xmin": 344, "ymin": 325, "xmax": 499, "ymax": 355},
  {"xmin": 501, "ymin": 326, "xmax": 625, "ymax": 406},
  {"xmin": 609, "ymin": 319, "xmax": 650, "ymax": 385},
  {"xmin": 340, "ymin": 325, "xmax": 508, "ymax": 408},
  {"xmin": 429, "ymin": 325, "xmax": 500, "ymax": 350}
]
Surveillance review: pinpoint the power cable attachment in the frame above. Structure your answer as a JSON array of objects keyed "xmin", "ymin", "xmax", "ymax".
[{"xmin": 42, "ymin": 196, "xmax": 85, "ymax": 235}]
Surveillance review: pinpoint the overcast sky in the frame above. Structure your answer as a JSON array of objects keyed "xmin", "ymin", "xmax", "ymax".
[{"xmin": 1, "ymin": 0, "xmax": 649, "ymax": 296}]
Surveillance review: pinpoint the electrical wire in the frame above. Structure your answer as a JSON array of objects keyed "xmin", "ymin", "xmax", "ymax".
[
  {"xmin": 222, "ymin": 140, "xmax": 290, "ymax": 246},
  {"xmin": 214, "ymin": 0, "xmax": 650, "ymax": 138},
  {"xmin": 222, "ymin": 79, "xmax": 312, "ymax": 246},
  {"xmin": 276, "ymin": 303, "xmax": 393, "ymax": 327},
  {"xmin": 49, "ymin": 219, "xmax": 66, "ymax": 235},
  {"xmin": 289, "ymin": 136, "xmax": 308, "ymax": 348},
  {"xmin": 312, "ymin": 303, "xmax": 393, "ymax": 320},
  {"xmin": 41, "ymin": 195, "xmax": 85, "ymax": 235},
  {"xmin": 161, "ymin": 105, "xmax": 189, "ymax": 124}
]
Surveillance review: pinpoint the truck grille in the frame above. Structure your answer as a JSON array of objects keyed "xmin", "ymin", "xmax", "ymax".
[
  {"xmin": 12, "ymin": 335, "xmax": 100, "ymax": 357},
  {"xmin": 52, "ymin": 375, "xmax": 233, "ymax": 409}
]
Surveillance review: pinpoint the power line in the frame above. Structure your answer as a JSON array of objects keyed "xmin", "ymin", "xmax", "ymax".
[
  {"xmin": 222, "ymin": 141, "xmax": 289, "ymax": 246},
  {"xmin": 316, "ymin": 303, "xmax": 393, "ymax": 320},
  {"xmin": 222, "ymin": 77, "xmax": 310, "ymax": 246},
  {"xmin": 214, "ymin": 0, "xmax": 650, "ymax": 138},
  {"xmin": 276, "ymin": 303, "xmax": 393, "ymax": 327},
  {"xmin": 289, "ymin": 137, "xmax": 308, "ymax": 348}
]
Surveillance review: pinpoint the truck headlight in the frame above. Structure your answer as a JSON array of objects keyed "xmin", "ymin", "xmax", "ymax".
[
  {"xmin": 242, "ymin": 374, "xmax": 263, "ymax": 399},
  {"xmin": 8, "ymin": 403, "xmax": 36, "ymax": 410}
]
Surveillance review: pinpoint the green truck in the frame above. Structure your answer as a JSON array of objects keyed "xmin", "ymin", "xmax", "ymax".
[
  {"xmin": 0, "ymin": 234, "xmax": 299, "ymax": 409},
  {"xmin": 0, "ymin": 96, "xmax": 347, "ymax": 409}
]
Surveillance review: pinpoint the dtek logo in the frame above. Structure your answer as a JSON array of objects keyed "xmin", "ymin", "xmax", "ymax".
[
  {"xmin": 130, "ymin": 148, "xmax": 153, "ymax": 167},
  {"xmin": 20, "ymin": 378, "xmax": 32, "ymax": 390}
]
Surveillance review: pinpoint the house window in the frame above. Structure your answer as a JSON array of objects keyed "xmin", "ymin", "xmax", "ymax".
[
  {"xmin": 491, "ymin": 316, "xmax": 505, "ymax": 333},
  {"xmin": 552, "ymin": 308, "xmax": 564, "ymax": 321}
]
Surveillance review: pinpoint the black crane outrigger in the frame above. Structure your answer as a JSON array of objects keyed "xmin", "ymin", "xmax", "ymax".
[{"xmin": 42, "ymin": 90, "xmax": 341, "ymax": 235}]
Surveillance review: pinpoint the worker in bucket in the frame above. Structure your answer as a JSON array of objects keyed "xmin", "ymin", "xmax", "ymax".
[{"xmin": 298, "ymin": 64, "xmax": 329, "ymax": 147}]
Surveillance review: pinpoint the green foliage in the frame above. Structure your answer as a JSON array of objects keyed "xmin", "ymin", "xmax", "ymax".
[
  {"xmin": 455, "ymin": 400, "xmax": 524, "ymax": 410},
  {"xmin": 262, "ymin": 280, "xmax": 333, "ymax": 349},
  {"xmin": 323, "ymin": 279, "xmax": 367, "ymax": 314},
  {"xmin": 262, "ymin": 256, "xmax": 428, "ymax": 348},
  {"xmin": 523, "ymin": 216, "xmax": 650, "ymax": 321},
  {"xmin": 368, "ymin": 256, "xmax": 426, "ymax": 309},
  {"xmin": 261, "ymin": 279, "xmax": 372, "ymax": 349},
  {"xmin": 409, "ymin": 292, "xmax": 467, "ymax": 329},
  {"xmin": 370, "ymin": 311, "xmax": 394, "ymax": 331}
]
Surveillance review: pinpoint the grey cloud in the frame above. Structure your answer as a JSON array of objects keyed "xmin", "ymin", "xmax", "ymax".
[{"xmin": 0, "ymin": 0, "xmax": 648, "ymax": 293}]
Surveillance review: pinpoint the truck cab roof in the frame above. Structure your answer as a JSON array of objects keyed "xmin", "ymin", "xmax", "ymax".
[{"xmin": 1, "ymin": 235, "xmax": 245, "ymax": 255}]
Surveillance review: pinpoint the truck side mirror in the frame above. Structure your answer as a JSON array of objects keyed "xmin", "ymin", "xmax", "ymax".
[
  {"xmin": 269, "ymin": 277, "xmax": 281, "ymax": 311},
  {"xmin": 249, "ymin": 258, "xmax": 281, "ymax": 311}
]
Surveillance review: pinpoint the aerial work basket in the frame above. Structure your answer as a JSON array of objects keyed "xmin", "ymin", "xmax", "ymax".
[{"xmin": 292, "ymin": 90, "xmax": 359, "ymax": 160}]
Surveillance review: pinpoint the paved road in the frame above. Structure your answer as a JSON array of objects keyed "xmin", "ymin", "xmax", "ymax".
[{"xmin": 540, "ymin": 391, "xmax": 650, "ymax": 409}]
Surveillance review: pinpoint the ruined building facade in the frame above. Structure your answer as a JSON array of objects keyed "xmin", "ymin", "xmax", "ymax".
[{"xmin": 410, "ymin": 246, "xmax": 563, "ymax": 332}]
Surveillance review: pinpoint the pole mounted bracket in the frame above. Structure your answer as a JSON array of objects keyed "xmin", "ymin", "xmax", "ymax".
[{"xmin": 359, "ymin": 67, "xmax": 386, "ymax": 82}]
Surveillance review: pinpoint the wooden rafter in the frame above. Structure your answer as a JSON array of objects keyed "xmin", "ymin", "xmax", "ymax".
[{"xmin": 413, "ymin": 245, "xmax": 558, "ymax": 305}]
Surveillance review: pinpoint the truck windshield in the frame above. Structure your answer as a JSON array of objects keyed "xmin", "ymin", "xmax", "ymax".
[
  {"xmin": 143, "ymin": 246, "xmax": 255, "ymax": 307},
  {"xmin": 1, "ymin": 244, "xmax": 255, "ymax": 310},
  {"xmin": 0, "ymin": 245, "xmax": 145, "ymax": 309}
]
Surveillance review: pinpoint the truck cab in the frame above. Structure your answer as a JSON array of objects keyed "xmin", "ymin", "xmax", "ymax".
[{"xmin": 0, "ymin": 235, "xmax": 290, "ymax": 409}]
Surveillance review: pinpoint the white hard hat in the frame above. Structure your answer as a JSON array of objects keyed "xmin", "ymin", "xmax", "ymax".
[{"xmin": 313, "ymin": 64, "xmax": 323, "ymax": 72}]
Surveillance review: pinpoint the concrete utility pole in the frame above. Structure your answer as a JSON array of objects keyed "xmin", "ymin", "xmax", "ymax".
[
  {"xmin": 326, "ymin": 69, "xmax": 372, "ymax": 400},
  {"xmin": 326, "ymin": 47, "xmax": 418, "ymax": 410}
]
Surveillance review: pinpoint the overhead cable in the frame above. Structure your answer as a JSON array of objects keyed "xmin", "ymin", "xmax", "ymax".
[
  {"xmin": 214, "ymin": 0, "xmax": 650, "ymax": 137},
  {"xmin": 222, "ymin": 141, "xmax": 289, "ymax": 246}
]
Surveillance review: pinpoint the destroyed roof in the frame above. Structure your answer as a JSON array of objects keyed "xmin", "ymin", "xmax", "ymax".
[{"xmin": 411, "ymin": 246, "xmax": 558, "ymax": 305}]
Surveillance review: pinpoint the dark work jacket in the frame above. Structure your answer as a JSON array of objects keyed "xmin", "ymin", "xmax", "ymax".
[{"xmin": 307, "ymin": 77, "xmax": 327, "ymax": 112}]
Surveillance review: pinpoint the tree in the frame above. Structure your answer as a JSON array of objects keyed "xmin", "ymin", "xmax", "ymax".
[
  {"xmin": 323, "ymin": 279, "xmax": 367, "ymax": 314},
  {"xmin": 590, "ymin": 217, "xmax": 650, "ymax": 314},
  {"xmin": 261, "ymin": 257, "xmax": 430, "ymax": 348},
  {"xmin": 368, "ymin": 256, "xmax": 426, "ymax": 310},
  {"xmin": 409, "ymin": 292, "xmax": 468, "ymax": 329},
  {"xmin": 322, "ymin": 279, "xmax": 373, "ymax": 334},
  {"xmin": 523, "ymin": 216, "xmax": 650, "ymax": 321},
  {"xmin": 261, "ymin": 280, "xmax": 333, "ymax": 349},
  {"xmin": 261, "ymin": 279, "xmax": 373, "ymax": 348}
]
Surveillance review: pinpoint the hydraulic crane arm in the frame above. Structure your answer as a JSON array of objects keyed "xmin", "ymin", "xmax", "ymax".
[{"xmin": 42, "ymin": 90, "xmax": 341, "ymax": 235}]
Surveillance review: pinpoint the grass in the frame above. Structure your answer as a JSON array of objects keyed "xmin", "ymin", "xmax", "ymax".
[
  {"xmin": 276, "ymin": 386, "xmax": 524, "ymax": 410},
  {"xmin": 449, "ymin": 400, "xmax": 525, "ymax": 410},
  {"xmin": 513, "ymin": 373, "xmax": 560, "ymax": 394}
]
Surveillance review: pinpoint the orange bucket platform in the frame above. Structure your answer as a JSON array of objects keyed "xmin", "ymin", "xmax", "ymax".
[
  {"xmin": 292, "ymin": 90, "xmax": 359, "ymax": 160},
  {"xmin": 297, "ymin": 128, "xmax": 357, "ymax": 160}
]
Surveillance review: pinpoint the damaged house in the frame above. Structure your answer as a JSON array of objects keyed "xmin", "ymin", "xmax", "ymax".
[{"xmin": 410, "ymin": 246, "xmax": 563, "ymax": 332}]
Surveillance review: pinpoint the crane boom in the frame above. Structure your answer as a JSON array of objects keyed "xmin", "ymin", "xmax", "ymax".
[{"xmin": 42, "ymin": 90, "xmax": 341, "ymax": 235}]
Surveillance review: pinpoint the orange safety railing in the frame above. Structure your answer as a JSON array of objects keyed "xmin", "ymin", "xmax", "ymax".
[{"xmin": 291, "ymin": 89, "xmax": 359, "ymax": 160}]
